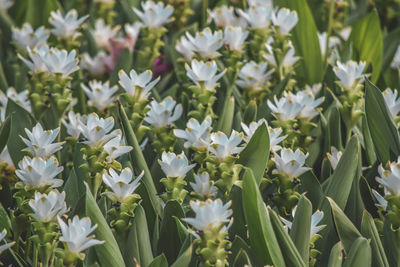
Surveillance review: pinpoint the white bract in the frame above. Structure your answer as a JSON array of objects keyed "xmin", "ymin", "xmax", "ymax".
[
  {"xmin": 236, "ymin": 61, "xmax": 273, "ymax": 91},
  {"xmin": 269, "ymin": 127, "xmax": 286, "ymax": 152},
  {"xmin": 241, "ymin": 119, "xmax": 267, "ymax": 142},
  {"xmin": 82, "ymin": 80, "xmax": 118, "ymax": 110},
  {"xmin": 77, "ymin": 113, "xmax": 120, "ymax": 148},
  {"xmin": 174, "ymin": 116, "xmax": 213, "ymax": 149},
  {"xmin": 12, "ymin": 23, "xmax": 49, "ymax": 50},
  {"xmin": 318, "ymin": 32, "xmax": 341, "ymax": 57},
  {"xmin": 21, "ymin": 123, "xmax": 64, "ymax": 158},
  {"xmin": 159, "ymin": 151, "xmax": 195, "ymax": 177},
  {"xmin": 118, "ymin": 69, "xmax": 159, "ymax": 100},
  {"xmin": 383, "ymin": 88, "xmax": 400, "ymax": 119},
  {"xmin": 0, "ymin": 229, "xmax": 14, "ymax": 255},
  {"xmin": 176, "ymin": 35, "xmax": 195, "ymax": 61},
  {"xmin": 29, "ymin": 190, "xmax": 68, "ymax": 222},
  {"xmin": 272, "ymin": 8, "xmax": 298, "ymax": 35},
  {"xmin": 294, "ymin": 89, "xmax": 324, "ymax": 120},
  {"xmin": 0, "ymin": 0, "xmax": 12, "ymax": 11},
  {"xmin": 133, "ymin": 1, "xmax": 174, "ymax": 28},
  {"xmin": 58, "ymin": 216, "xmax": 104, "ymax": 254},
  {"xmin": 92, "ymin": 19, "xmax": 120, "ymax": 49},
  {"xmin": 102, "ymin": 167, "xmax": 143, "ymax": 202},
  {"xmin": 272, "ymin": 148, "xmax": 310, "ymax": 179},
  {"xmin": 81, "ymin": 52, "xmax": 107, "ymax": 76},
  {"xmin": 125, "ymin": 22, "xmax": 142, "ymax": 40},
  {"xmin": 333, "ymin": 60, "xmax": 365, "ymax": 90},
  {"xmin": 208, "ymin": 6, "xmax": 246, "ymax": 28},
  {"xmin": 237, "ymin": 5, "xmax": 273, "ymax": 28},
  {"xmin": 49, "ymin": 9, "xmax": 88, "ymax": 40},
  {"xmin": 144, "ymin": 97, "xmax": 183, "ymax": 127},
  {"xmin": 208, "ymin": 130, "xmax": 244, "ymax": 159},
  {"xmin": 103, "ymin": 135, "xmax": 132, "ymax": 162},
  {"xmin": 42, "ymin": 48, "xmax": 80, "ymax": 77},
  {"xmin": 186, "ymin": 28, "xmax": 223, "ymax": 59},
  {"xmin": 391, "ymin": 45, "xmax": 400, "ymax": 69},
  {"xmin": 248, "ymin": 0, "xmax": 272, "ymax": 6},
  {"xmin": 183, "ymin": 199, "xmax": 232, "ymax": 232},
  {"xmin": 327, "ymin": 147, "xmax": 342, "ymax": 170},
  {"xmin": 18, "ymin": 46, "xmax": 49, "ymax": 73},
  {"xmin": 372, "ymin": 190, "xmax": 388, "ymax": 210},
  {"xmin": 265, "ymin": 41, "xmax": 299, "ymax": 69},
  {"xmin": 376, "ymin": 157, "xmax": 400, "ymax": 197},
  {"xmin": 224, "ymin": 26, "xmax": 248, "ymax": 51},
  {"xmin": 267, "ymin": 94, "xmax": 303, "ymax": 121},
  {"xmin": 190, "ymin": 172, "xmax": 218, "ymax": 198},
  {"xmin": 185, "ymin": 59, "xmax": 226, "ymax": 91},
  {"xmin": 0, "ymin": 87, "xmax": 31, "ymax": 121},
  {"xmin": 281, "ymin": 208, "xmax": 326, "ymax": 238},
  {"xmin": 16, "ymin": 156, "xmax": 64, "ymax": 188},
  {"xmin": 62, "ymin": 111, "xmax": 84, "ymax": 139}
]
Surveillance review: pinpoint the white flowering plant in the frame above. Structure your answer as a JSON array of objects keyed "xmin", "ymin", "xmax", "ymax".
[{"xmin": 0, "ymin": 0, "xmax": 398, "ymax": 266}]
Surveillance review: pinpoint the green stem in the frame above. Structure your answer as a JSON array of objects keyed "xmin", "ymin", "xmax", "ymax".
[
  {"xmin": 32, "ymin": 243, "xmax": 38, "ymax": 267},
  {"xmin": 202, "ymin": 0, "xmax": 208, "ymax": 28},
  {"xmin": 324, "ymin": 0, "xmax": 336, "ymax": 68}
]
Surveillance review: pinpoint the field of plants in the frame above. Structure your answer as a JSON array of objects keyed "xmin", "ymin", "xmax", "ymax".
[{"xmin": 0, "ymin": 0, "xmax": 399, "ymax": 266}]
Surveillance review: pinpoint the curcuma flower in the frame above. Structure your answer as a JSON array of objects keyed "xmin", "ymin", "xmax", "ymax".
[
  {"xmin": 81, "ymin": 52, "xmax": 107, "ymax": 76},
  {"xmin": 12, "ymin": 23, "xmax": 49, "ymax": 50},
  {"xmin": 272, "ymin": 148, "xmax": 310, "ymax": 179},
  {"xmin": 0, "ymin": 87, "xmax": 31, "ymax": 121},
  {"xmin": 267, "ymin": 94, "xmax": 303, "ymax": 121},
  {"xmin": 333, "ymin": 60, "xmax": 365, "ymax": 90},
  {"xmin": 223, "ymin": 26, "xmax": 249, "ymax": 51},
  {"xmin": 236, "ymin": 61, "xmax": 274, "ymax": 91},
  {"xmin": 144, "ymin": 97, "xmax": 183, "ymax": 127},
  {"xmin": 183, "ymin": 199, "xmax": 232, "ymax": 232},
  {"xmin": 49, "ymin": 9, "xmax": 88, "ymax": 40},
  {"xmin": 58, "ymin": 216, "xmax": 104, "ymax": 254},
  {"xmin": 16, "ymin": 156, "xmax": 64, "ymax": 188},
  {"xmin": 208, "ymin": 6, "xmax": 246, "ymax": 28},
  {"xmin": 174, "ymin": 116, "xmax": 213, "ymax": 149},
  {"xmin": 186, "ymin": 28, "xmax": 224, "ymax": 59},
  {"xmin": 0, "ymin": 229, "xmax": 14, "ymax": 255},
  {"xmin": 376, "ymin": 157, "xmax": 400, "ymax": 196},
  {"xmin": 237, "ymin": 5, "xmax": 273, "ymax": 28},
  {"xmin": 77, "ymin": 113, "xmax": 120, "ymax": 148},
  {"xmin": 281, "ymin": 208, "xmax": 326, "ymax": 238},
  {"xmin": 294, "ymin": 89, "xmax": 324, "ymax": 120},
  {"xmin": 264, "ymin": 41, "xmax": 299, "ymax": 70},
  {"xmin": 62, "ymin": 111, "xmax": 84, "ymax": 139},
  {"xmin": 118, "ymin": 69, "xmax": 159, "ymax": 100},
  {"xmin": 91, "ymin": 19, "xmax": 121, "ymax": 50},
  {"xmin": 185, "ymin": 59, "xmax": 226, "ymax": 91},
  {"xmin": 42, "ymin": 48, "xmax": 80, "ymax": 77},
  {"xmin": 82, "ymin": 80, "xmax": 118, "ymax": 110},
  {"xmin": 159, "ymin": 151, "xmax": 196, "ymax": 177},
  {"xmin": 176, "ymin": 35, "xmax": 196, "ymax": 61},
  {"xmin": 383, "ymin": 88, "xmax": 400, "ymax": 119},
  {"xmin": 272, "ymin": 8, "xmax": 298, "ymax": 35},
  {"xmin": 21, "ymin": 123, "xmax": 64, "ymax": 158},
  {"xmin": 103, "ymin": 135, "xmax": 132, "ymax": 162},
  {"xmin": 102, "ymin": 167, "xmax": 143, "ymax": 202},
  {"xmin": 190, "ymin": 172, "xmax": 218, "ymax": 199},
  {"xmin": 327, "ymin": 147, "xmax": 342, "ymax": 170},
  {"xmin": 240, "ymin": 119, "xmax": 286, "ymax": 151},
  {"xmin": 0, "ymin": 0, "xmax": 12, "ymax": 11},
  {"xmin": 29, "ymin": 190, "xmax": 68, "ymax": 222},
  {"xmin": 372, "ymin": 189, "xmax": 388, "ymax": 210},
  {"xmin": 391, "ymin": 45, "xmax": 400, "ymax": 69},
  {"xmin": 208, "ymin": 130, "xmax": 244, "ymax": 159},
  {"xmin": 133, "ymin": 1, "xmax": 174, "ymax": 28}
]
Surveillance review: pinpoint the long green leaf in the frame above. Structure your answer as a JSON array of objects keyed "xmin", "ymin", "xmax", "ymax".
[
  {"xmin": 327, "ymin": 242, "xmax": 344, "ymax": 267},
  {"xmin": 0, "ymin": 115, "xmax": 11, "ymax": 154},
  {"xmin": 216, "ymin": 96, "xmax": 235, "ymax": 135},
  {"xmin": 148, "ymin": 254, "xmax": 168, "ymax": 267},
  {"xmin": 171, "ymin": 244, "xmax": 193, "ymax": 267},
  {"xmin": 343, "ymin": 237, "xmax": 371, "ymax": 267}
]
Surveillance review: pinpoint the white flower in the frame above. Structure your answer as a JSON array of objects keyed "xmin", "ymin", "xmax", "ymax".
[
  {"xmin": 81, "ymin": 52, "xmax": 107, "ymax": 76},
  {"xmin": 103, "ymin": 135, "xmax": 132, "ymax": 162},
  {"xmin": 272, "ymin": 148, "xmax": 310, "ymax": 179},
  {"xmin": 62, "ymin": 111, "xmax": 83, "ymax": 139},
  {"xmin": 391, "ymin": 45, "xmax": 400, "ymax": 69},
  {"xmin": 0, "ymin": 0, "xmax": 12, "ymax": 11},
  {"xmin": 18, "ymin": 46, "xmax": 49, "ymax": 73},
  {"xmin": 272, "ymin": 8, "xmax": 298, "ymax": 35},
  {"xmin": 376, "ymin": 157, "xmax": 400, "ymax": 196},
  {"xmin": 236, "ymin": 61, "xmax": 273, "ymax": 91},
  {"xmin": 186, "ymin": 28, "xmax": 223, "ymax": 59},
  {"xmin": 12, "ymin": 23, "xmax": 49, "ymax": 50},
  {"xmin": 0, "ymin": 147, "xmax": 13, "ymax": 166},
  {"xmin": 339, "ymin": 26, "xmax": 352, "ymax": 41},
  {"xmin": 305, "ymin": 83, "xmax": 322, "ymax": 96},
  {"xmin": 267, "ymin": 94, "xmax": 303, "ymax": 121},
  {"xmin": 144, "ymin": 97, "xmax": 183, "ymax": 127},
  {"xmin": 58, "ymin": 215, "xmax": 104, "ymax": 254},
  {"xmin": 102, "ymin": 167, "xmax": 143, "ymax": 202},
  {"xmin": 241, "ymin": 119, "xmax": 267, "ymax": 142},
  {"xmin": 0, "ymin": 229, "xmax": 14, "ymax": 255},
  {"xmin": 174, "ymin": 116, "xmax": 213, "ymax": 149},
  {"xmin": 42, "ymin": 48, "xmax": 80, "ymax": 77},
  {"xmin": 29, "ymin": 190, "xmax": 68, "ymax": 222},
  {"xmin": 294, "ymin": 89, "xmax": 324, "ymax": 120},
  {"xmin": 118, "ymin": 69, "xmax": 159, "ymax": 100},
  {"xmin": 237, "ymin": 5, "xmax": 273, "ymax": 28},
  {"xmin": 248, "ymin": 0, "xmax": 272, "ymax": 6},
  {"xmin": 124, "ymin": 22, "xmax": 142, "ymax": 40},
  {"xmin": 16, "ymin": 156, "xmax": 64, "ymax": 188},
  {"xmin": 281, "ymin": 208, "xmax": 326, "ymax": 238},
  {"xmin": 269, "ymin": 127, "xmax": 286, "ymax": 152},
  {"xmin": 92, "ymin": 19, "xmax": 120, "ymax": 49},
  {"xmin": 176, "ymin": 35, "xmax": 195, "ymax": 61},
  {"xmin": 383, "ymin": 88, "xmax": 400, "ymax": 118},
  {"xmin": 183, "ymin": 199, "xmax": 232, "ymax": 232},
  {"xmin": 333, "ymin": 60, "xmax": 365, "ymax": 90},
  {"xmin": 0, "ymin": 88, "xmax": 31, "ymax": 121},
  {"xmin": 224, "ymin": 26, "xmax": 248, "ymax": 51},
  {"xmin": 327, "ymin": 147, "xmax": 342, "ymax": 170},
  {"xmin": 190, "ymin": 172, "xmax": 218, "ymax": 198},
  {"xmin": 372, "ymin": 189, "xmax": 387, "ymax": 210},
  {"xmin": 77, "ymin": 113, "xmax": 120, "ymax": 148},
  {"xmin": 318, "ymin": 32, "xmax": 341, "ymax": 56},
  {"xmin": 158, "ymin": 151, "xmax": 195, "ymax": 177},
  {"xmin": 265, "ymin": 41, "xmax": 299, "ymax": 70},
  {"xmin": 133, "ymin": 1, "xmax": 174, "ymax": 28},
  {"xmin": 82, "ymin": 80, "xmax": 118, "ymax": 110},
  {"xmin": 185, "ymin": 59, "xmax": 226, "ymax": 91},
  {"xmin": 49, "ymin": 9, "xmax": 88, "ymax": 40},
  {"xmin": 208, "ymin": 130, "xmax": 244, "ymax": 159},
  {"xmin": 21, "ymin": 123, "xmax": 64, "ymax": 158},
  {"xmin": 208, "ymin": 6, "xmax": 246, "ymax": 28}
]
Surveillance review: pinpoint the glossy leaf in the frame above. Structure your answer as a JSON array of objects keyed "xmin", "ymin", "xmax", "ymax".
[{"xmin": 343, "ymin": 237, "xmax": 371, "ymax": 267}]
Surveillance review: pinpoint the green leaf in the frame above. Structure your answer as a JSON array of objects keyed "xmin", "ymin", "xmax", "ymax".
[
  {"xmin": 242, "ymin": 168, "xmax": 284, "ymax": 266},
  {"xmin": 361, "ymin": 114, "xmax": 377, "ymax": 165},
  {"xmin": 327, "ymin": 197, "xmax": 362, "ymax": 254},
  {"xmin": 63, "ymin": 168, "xmax": 86, "ymax": 215},
  {"xmin": 233, "ymin": 249, "xmax": 252, "ymax": 267},
  {"xmin": 25, "ymin": 0, "xmax": 61, "ymax": 27},
  {"xmin": 0, "ymin": 203, "xmax": 11, "ymax": 234},
  {"xmin": 327, "ymin": 242, "xmax": 344, "ymax": 267},
  {"xmin": 298, "ymin": 171, "xmax": 324, "ymax": 211},
  {"xmin": 171, "ymin": 244, "xmax": 193, "ymax": 267},
  {"xmin": 365, "ymin": 79, "xmax": 400, "ymax": 163},
  {"xmin": 237, "ymin": 123, "xmax": 269, "ymax": 184},
  {"xmin": 229, "ymin": 236, "xmax": 262, "ymax": 267},
  {"xmin": 361, "ymin": 210, "xmax": 389, "ymax": 267},
  {"xmin": 217, "ymin": 96, "xmax": 235, "ymax": 135},
  {"xmin": 110, "ymin": 49, "xmax": 133, "ymax": 85},
  {"xmin": 349, "ymin": 10, "xmax": 383, "ymax": 82},
  {"xmin": 148, "ymin": 254, "xmax": 168, "ymax": 267},
  {"xmin": 228, "ymin": 185, "xmax": 247, "ymax": 240},
  {"xmin": 268, "ymin": 207, "xmax": 307, "ymax": 267},
  {"xmin": 290, "ymin": 195, "xmax": 312, "ymax": 264},
  {"xmin": 84, "ymin": 183, "xmax": 126, "ymax": 267},
  {"xmin": 323, "ymin": 135, "xmax": 359, "ymax": 210},
  {"xmin": 382, "ymin": 27, "xmax": 400, "ymax": 71},
  {"xmin": 275, "ymin": 0, "xmax": 324, "ymax": 84},
  {"xmin": 0, "ymin": 115, "xmax": 11, "ymax": 154},
  {"xmin": 343, "ymin": 237, "xmax": 371, "ymax": 267}
]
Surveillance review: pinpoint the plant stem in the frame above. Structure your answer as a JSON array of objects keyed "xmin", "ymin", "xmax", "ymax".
[
  {"xmin": 202, "ymin": 0, "xmax": 208, "ymax": 28},
  {"xmin": 324, "ymin": 0, "xmax": 336, "ymax": 67},
  {"xmin": 32, "ymin": 243, "xmax": 38, "ymax": 267}
]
